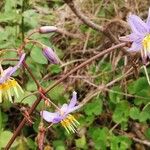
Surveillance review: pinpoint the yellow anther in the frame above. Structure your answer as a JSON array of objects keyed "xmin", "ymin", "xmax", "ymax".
[
  {"xmin": 60, "ymin": 114, "xmax": 79, "ymax": 133},
  {"xmin": 0, "ymin": 78, "xmax": 23, "ymax": 103},
  {"xmin": 142, "ymin": 35, "xmax": 150, "ymax": 52},
  {"xmin": 0, "ymin": 79, "xmax": 17, "ymax": 91}
]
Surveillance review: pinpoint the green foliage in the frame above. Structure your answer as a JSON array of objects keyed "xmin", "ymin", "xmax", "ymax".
[
  {"xmin": 0, "ymin": 131, "xmax": 13, "ymax": 148},
  {"xmin": 88, "ymin": 127, "xmax": 108, "ymax": 150},
  {"xmin": 75, "ymin": 136, "xmax": 87, "ymax": 149},
  {"xmin": 30, "ymin": 47, "xmax": 48, "ymax": 65},
  {"xmin": 112, "ymin": 101, "xmax": 129, "ymax": 124},
  {"xmin": 0, "ymin": 0, "xmax": 150, "ymax": 149}
]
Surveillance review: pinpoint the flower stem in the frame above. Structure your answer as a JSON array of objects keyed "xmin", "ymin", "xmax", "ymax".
[
  {"xmin": 5, "ymin": 42, "xmax": 126, "ymax": 150},
  {"xmin": 143, "ymin": 65, "xmax": 150, "ymax": 85}
]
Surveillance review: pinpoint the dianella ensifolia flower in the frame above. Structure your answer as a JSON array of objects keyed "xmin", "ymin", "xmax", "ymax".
[
  {"xmin": 119, "ymin": 8, "xmax": 150, "ymax": 63},
  {"xmin": 0, "ymin": 53, "xmax": 25, "ymax": 103},
  {"xmin": 41, "ymin": 91, "xmax": 80, "ymax": 133},
  {"xmin": 42, "ymin": 46, "xmax": 60, "ymax": 64}
]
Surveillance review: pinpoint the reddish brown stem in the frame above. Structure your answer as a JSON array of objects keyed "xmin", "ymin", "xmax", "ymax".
[
  {"xmin": 5, "ymin": 42, "xmax": 126, "ymax": 149},
  {"xmin": 23, "ymin": 62, "xmax": 42, "ymax": 89}
]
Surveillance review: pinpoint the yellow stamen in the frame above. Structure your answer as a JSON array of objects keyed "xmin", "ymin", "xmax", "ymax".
[
  {"xmin": 61, "ymin": 114, "xmax": 79, "ymax": 134},
  {"xmin": 0, "ymin": 79, "xmax": 23, "ymax": 103},
  {"xmin": 142, "ymin": 35, "xmax": 150, "ymax": 58},
  {"xmin": 0, "ymin": 79, "xmax": 17, "ymax": 91}
]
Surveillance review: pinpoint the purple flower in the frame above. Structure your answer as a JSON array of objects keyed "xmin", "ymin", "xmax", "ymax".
[
  {"xmin": 0, "ymin": 53, "xmax": 25, "ymax": 103},
  {"xmin": 42, "ymin": 46, "xmax": 60, "ymax": 64},
  {"xmin": 39, "ymin": 26, "xmax": 57, "ymax": 34},
  {"xmin": 41, "ymin": 91, "xmax": 80, "ymax": 133},
  {"xmin": 0, "ymin": 53, "xmax": 25, "ymax": 84},
  {"xmin": 119, "ymin": 8, "xmax": 150, "ymax": 62}
]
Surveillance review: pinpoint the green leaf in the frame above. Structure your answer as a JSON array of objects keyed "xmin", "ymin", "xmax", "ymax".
[
  {"xmin": 0, "ymin": 110, "xmax": 8, "ymax": 131},
  {"xmin": 144, "ymin": 128, "xmax": 150, "ymax": 140},
  {"xmin": 0, "ymin": 131, "xmax": 13, "ymax": 148},
  {"xmin": 26, "ymin": 138, "xmax": 37, "ymax": 149},
  {"xmin": 0, "ymin": 11, "xmax": 20, "ymax": 23},
  {"xmin": 110, "ymin": 136, "xmax": 132, "ymax": 150},
  {"xmin": 48, "ymin": 64, "xmax": 62, "ymax": 74},
  {"xmin": 23, "ymin": 9, "xmax": 38, "ymax": 28},
  {"xmin": 15, "ymin": 91, "xmax": 37, "ymax": 107},
  {"xmin": 88, "ymin": 127, "xmax": 109, "ymax": 150},
  {"xmin": 30, "ymin": 47, "xmax": 48, "ymax": 64},
  {"xmin": 129, "ymin": 107, "xmax": 140, "ymax": 120},
  {"xmin": 53, "ymin": 140, "xmax": 66, "ymax": 150},
  {"xmin": 56, "ymin": 146, "xmax": 66, "ymax": 150},
  {"xmin": 84, "ymin": 97, "xmax": 102, "ymax": 116},
  {"xmin": 48, "ymin": 84, "xmax": 65, "ymax": 102},
  {"xmin": 75, "ymin": 135, "xmax": 86, "ymax": 149},
  {"xmin": 26, "ymin": 80, "xmax": 37, "ymax": 92},
  {"xmin": 4, "ymin": 0, "xmax": 16, "ymax": 12},
  {"xmin": 109, "ymin": 86, "xmax": 123, "ymax": 104},
  {"xmin": 134, "ymin": 77, "xmax": 149, "ymax": 92},
  {"xmin": 113, "ymin": 101, "xmax": 129, "ymax": 123}
]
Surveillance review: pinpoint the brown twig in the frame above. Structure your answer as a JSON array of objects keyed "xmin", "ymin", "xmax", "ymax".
[
  {"xmin": 63, "ymin": 0, "xmax": 120, "ymax": 45},
  {"xmin": 5, "ymin": 42, "xmax": 126, "ymax": 150},
  {"xmin": 45, "ymin": 43, "xmax": 126, "ymax": 93},
  {"xmin": 56, "ymin": 28, "xmax": 82, "ymax": 39}
]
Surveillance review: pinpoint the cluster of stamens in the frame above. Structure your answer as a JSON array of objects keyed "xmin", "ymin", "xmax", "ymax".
[
  {"xmin": 142, "ymin": 35, "xmax": 150, "ymax": 62},
  {"xmin": 0, "ymin": 78, "xmax": 24, "ymax": 103},
  {"xmin": 61, "ymin": 114, "xmax": 79, "ymax": 134}
]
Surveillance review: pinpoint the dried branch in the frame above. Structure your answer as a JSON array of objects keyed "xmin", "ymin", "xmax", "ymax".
[
  {"xmin": 5, "ymin": 42, "xmax": 126, "ymax": 150},
  {"xmin": 63, "ymin": 0, "xmax": 120, "ymax": 45}
]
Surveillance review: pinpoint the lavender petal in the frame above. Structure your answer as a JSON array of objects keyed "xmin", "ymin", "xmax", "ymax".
[
  {"xmin": 127, "ymin": 14, "xmax": 148, "ymax": 34},
  {"xmin": 42, "ymin": 46, "xmax": 59, "ymax": 64},
  {"xmin": 128, "ymin": 42, "xmax": 142, "ymax": 52},
  {"xmin": 146, "ymin": 8, "xmax": 150, "ymax": 28},
  {"xmin": 68, "ymin": 91, "xmax": 77, "ymax": 109},
  {"xmin": 40, "ymin": 111, "xmax": 59, "ymax": 123}
]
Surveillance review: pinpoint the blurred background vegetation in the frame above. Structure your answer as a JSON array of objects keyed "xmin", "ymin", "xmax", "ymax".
[{"xmin": 1, "ymin": 0, "xmax": 150, "ymax": 149}]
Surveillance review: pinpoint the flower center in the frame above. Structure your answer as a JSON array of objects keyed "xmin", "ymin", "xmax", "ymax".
[
  {"xmin": 142, "ymin": 34, "xmax": 150, "ymax": 53},
  {"xmin": 0, "ymin": 79, "xmax": 17, "ymax": 90},
  {"xmin": 0, "ymin": 78, "xmax": 24, "ymax": 103},
  {"xmin": 61, "ymin": 114, "xmax": 79, "ymax": 134}
]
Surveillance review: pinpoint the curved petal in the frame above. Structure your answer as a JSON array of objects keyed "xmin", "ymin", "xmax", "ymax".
[
  {"xmin": 146, "ymin": 8, "xmax": 150, "ymax": 27},
  {"xmin": 127, "ymin": 14, "xmax": 148, "ymax": 34},
  {"xmin": 120, "ymin": 33, "xmax": 144, "ymax": 43},
  {"xmin": 68, "ymin": 91, "xmax": 77, "ymax": 109},
  {"xmin": 61, "ymin": 104, "xmax": 68, "ymax": 113},
  {"xmin": 67, "ymin": 105, "xmax": 80, "ymax": 114},
  {"xmin": 119, "ymin": 35, "xmax": 131, "ymax": 42},
  {"xmin": 0, "ymin": 53, "xmax": 26, "ymax": 84},
  {"xmin": 42, "ymin": 46, "xmax": 59, "ymax": 64},
  {"xmin": 10, "ymin": 53, "xmax": 25, "ymax": 75},
  {"xmin": 0, "ymin": 67, "xmax": 13, "ymax": 83},
  {"xmin": 16, "ymin": 53, "xmax": 25, "ymax": 67},
  {"xmin": 40, "ymin": 111, "xmax": 59, "ymax": 123},
  {"xmin": 128, "ymin": 42, "xmax": 142, "ymax": 52}
]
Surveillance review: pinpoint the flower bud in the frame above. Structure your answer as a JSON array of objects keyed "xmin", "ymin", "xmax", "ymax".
[
  {"xmin": 42, "ymin": 46, "xmax": 59, "ymax": 64},
  {"xmin": 39, "ymin": 26, "xmax": 57, "ymax": 34}
]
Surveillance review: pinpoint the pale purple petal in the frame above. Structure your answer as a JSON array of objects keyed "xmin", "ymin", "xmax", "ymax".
[
  {"xmin": 146, "ymin": 8, "xmax": 150, "ymax": 27},
  {"xmin": 127, "ymin": 14, "xmax": 148, "ymax": 34},
  {"xmin": 128, "ymin": 42, "xmax": 142, "ymax": 52},
  {"xmin": 67, "ymin": 105, "xmax": 80, "ymax": 114},
  {"xmin": 119, "ymin": 33, "xmax": 144, "ymax": 43},
  {"xmin": 40, "ymin": 111, "xmax": 60, "ymax": 123},
  {"xmin": 42, "ymin": 46, "xmax": 59, "ymax": 64},
  {"xmin": 0, "ymin": 53, "xmax": 25, "ymax": 84},
  {"xmin": 119, "ymin": 36, "xmax": 131, "ymax": 42},
  {"xmin": 16, "ymin": 53, "xmax": 25, "ymax": 67},
  {"xmin": 68, "ymin": 91, "xmax": 77, "ymax": 109},
  {"xmin": 61, "ymin": 104, "xmax": 68, "ymax": 112}
]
